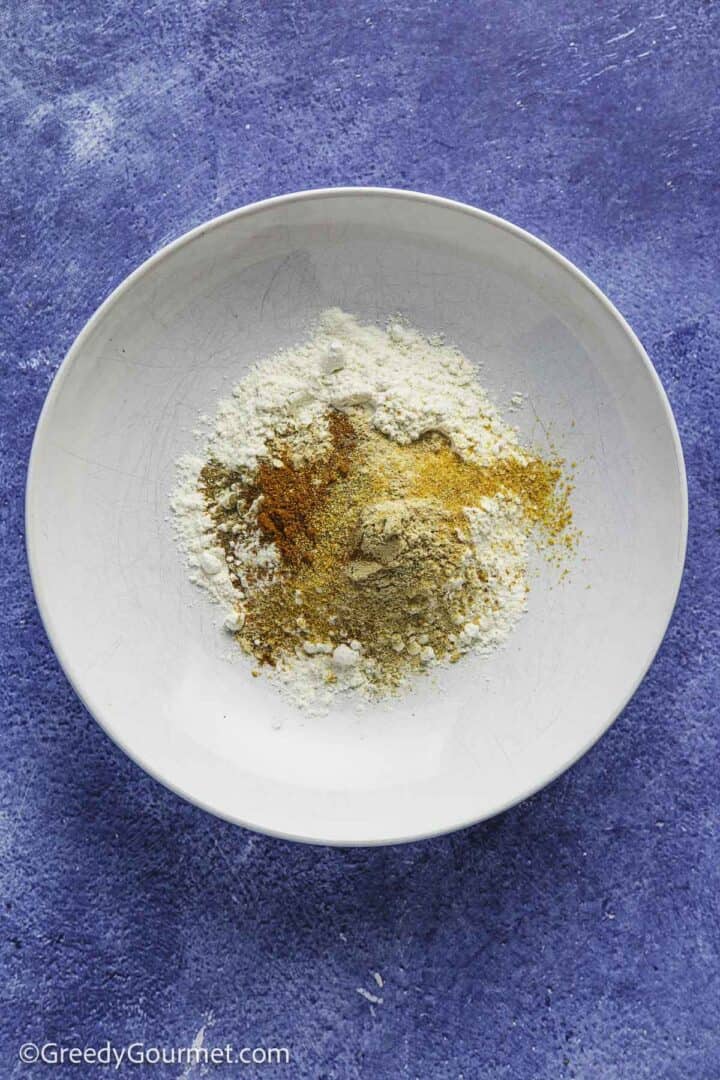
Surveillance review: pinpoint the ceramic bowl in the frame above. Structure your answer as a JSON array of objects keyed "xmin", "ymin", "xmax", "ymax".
[{"xmin": 26, "ymin": 188, "xmax": 687, "ymax": 845}]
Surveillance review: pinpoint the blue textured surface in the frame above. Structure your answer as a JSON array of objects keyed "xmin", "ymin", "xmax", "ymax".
[{"xmin": 1, "ymin": 2, "xmax": 718, "ymax": 1077}]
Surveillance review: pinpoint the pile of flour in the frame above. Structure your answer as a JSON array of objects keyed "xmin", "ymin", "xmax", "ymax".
[
  {"xmin": 205, "ymin": 308, "xmax": 522, "ymax": 470},
  {"xmin": 171, "ymin": 309, "xmax": 530, "ymax": 707}
]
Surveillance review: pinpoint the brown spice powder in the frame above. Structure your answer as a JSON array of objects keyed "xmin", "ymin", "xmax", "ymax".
[
  {"xmin": 198, "ymin": 410, "xmax": 357, "ymax": 584},
  {"xmin": 251, "ymin": 411, "xmax": 356, "ymax": 566}
]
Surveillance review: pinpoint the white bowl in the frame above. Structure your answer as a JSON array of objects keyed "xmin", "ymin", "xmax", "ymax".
[{"xmin": 26, "ymin": 188, "xmax": 687, "ymax": 845}]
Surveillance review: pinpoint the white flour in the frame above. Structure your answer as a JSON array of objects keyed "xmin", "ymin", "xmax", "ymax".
[
  {"xmin": 205, "ymin": 308, "xmax": 522, "ymax": 471},
  {"xmin": 171, "ymin": 310, "xmax": 531, "ymax": 708}
]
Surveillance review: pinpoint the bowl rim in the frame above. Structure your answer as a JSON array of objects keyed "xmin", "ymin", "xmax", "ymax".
[{"xmin": 25, "ymin": 186, "xmax": 689, "ymax": 846}]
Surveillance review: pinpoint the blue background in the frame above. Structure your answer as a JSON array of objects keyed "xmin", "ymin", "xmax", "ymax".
[{"xmin": 2, "ymin": 1, "xmax": 718, "ymax": 1077}]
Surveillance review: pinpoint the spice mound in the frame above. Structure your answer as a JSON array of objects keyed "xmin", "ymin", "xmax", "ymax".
[{"xmin": 172, "ymin": 310, "xmax": 576, "ymax": 708}]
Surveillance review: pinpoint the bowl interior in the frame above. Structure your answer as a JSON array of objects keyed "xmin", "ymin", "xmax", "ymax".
[{"xmin": 27, "ymin": 190, "xmax": 686, "ymax": 844}]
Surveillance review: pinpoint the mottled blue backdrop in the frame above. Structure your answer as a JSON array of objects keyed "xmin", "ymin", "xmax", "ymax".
[{"xmin": 2, "ymin": 1, "xmax": 718, "ymax": 1077}]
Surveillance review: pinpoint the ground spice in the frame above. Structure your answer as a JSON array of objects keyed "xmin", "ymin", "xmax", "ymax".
[
  {"xmin": 251, "ymin": 411, "xmax": 356, "ymax": 565},
  {"xmin": 199, "ymin": 411, "xmax": 357, "ymax": 582},
  {"xmin": 198, "ymin": 407, "xmax": 575, "ymax": 683},
  {"xmin": 198, "ymin": 462, "xmax": 243, "ymax": 571},
  {"xmin": 408, "ymin": 437, "xmax": 575, "ymax": 547}
]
